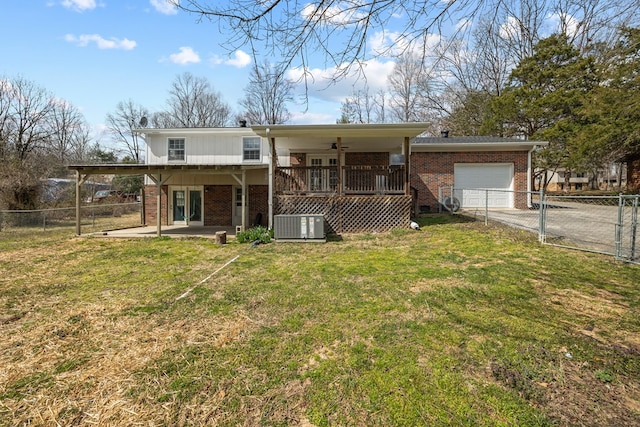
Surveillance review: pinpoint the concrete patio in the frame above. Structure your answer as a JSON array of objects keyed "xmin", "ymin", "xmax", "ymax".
[{"xmin": 90, "ymin": 225, "xmax": 238, "ymax": 239}]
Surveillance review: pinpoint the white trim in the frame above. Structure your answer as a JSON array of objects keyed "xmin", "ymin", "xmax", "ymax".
[
  {"xmin": 167, "ymin": 137, "xmax": 186, "ymax": 163},
  {"xmin": 169, "ymin": 185, "xmax": 204, "ymax": 226},
  {"xmin": 242, "ymin": 136, "xmax": 262, "ymax": 163}
]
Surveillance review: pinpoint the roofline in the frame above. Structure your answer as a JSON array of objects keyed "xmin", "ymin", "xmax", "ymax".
[
  {"xmin": 67, "ymin": 164, "xmax": 267, "ymax": 175},
  {"xmin": 411, "ymin": 140, "xmax": 548, "ymax": 152},
  {"xmin": 133, "ymin": 127, "xmax": 255, "ymax": 135},
  {"xmin": 251, "ymin": 123, "xmax": 430, "ymax": 138}
]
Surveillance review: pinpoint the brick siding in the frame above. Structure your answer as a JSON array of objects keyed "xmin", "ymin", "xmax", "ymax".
[
  {"xmin": 411, "ymin": 151, "xmax": 530, "ymax": 211},
  {"xmin": 249, "ymin": 185, "xmax": 269, "ymax": 226},
  {"xmin": 144, "ymin": 185, "xmax": 168, "ymax": 225},
  {"xmin": 628, "ymin": 155, "xmax": 640, "ymax": 192},
  {"xmin": 345, "ymin": 152, "xmax": 389, "ymax": 166},
  {"xmin": 204, "ymin": 185, "xmax": 232, "ymax": 226}
]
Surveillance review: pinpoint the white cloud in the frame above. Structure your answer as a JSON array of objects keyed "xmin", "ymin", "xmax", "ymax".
[
  {"xmin": 288, "ymin": 110, "xmax": 337, "ymax": 124},
  {"xmin": 64, "ymin": 34, "xmax": 137, "ymax": 50},
  {"xmin": 210, "ymin": 50, "xmax": 252, "ymax": 68},
  {"xmin": 150, "ymin": 0, "xmax": 177, "ymax": 15},
  {"xmin": 287, "ymin": 58, "xmax": 395, "ymax": 103},
  {"xmin": 369, "ymin": 30, "xmax": 442, "ymax": 57},
  {"xmin": 301, "ymin": 2, "xmax": 368, "ymax": 26},
  {"xmin": 61, "ymin": 0, "xmax": 97, "ymax": 12},
  {"xmin": 547, "ymin": 12, "xmax": 581, "ymax": 39},
  {"xmin": 169, "ymin": 46, "xmax": 201, "ymax": 64}
]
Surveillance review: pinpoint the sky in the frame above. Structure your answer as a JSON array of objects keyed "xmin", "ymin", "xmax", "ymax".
[{"xmin": 0, "ymin": 0, "xmax": 418, "ymax": 148}]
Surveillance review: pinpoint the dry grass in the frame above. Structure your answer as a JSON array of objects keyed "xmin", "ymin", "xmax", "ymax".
[{"xmin": 1, "ymin": 217, "xmax": 639, "ymax": 426}]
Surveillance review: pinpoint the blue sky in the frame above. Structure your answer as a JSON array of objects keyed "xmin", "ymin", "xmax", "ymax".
[{"xmin": 1, "ymin": 0, "xmax": 419, "ymax": 147}]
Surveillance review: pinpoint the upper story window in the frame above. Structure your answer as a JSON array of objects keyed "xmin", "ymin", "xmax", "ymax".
[
  {"xmin": 168, "ymin": 138, "xmax": 185, "ymax": 161},
  {"xmin": 243, "ymin": 136, "xmax": 261, "ymax": 161}
]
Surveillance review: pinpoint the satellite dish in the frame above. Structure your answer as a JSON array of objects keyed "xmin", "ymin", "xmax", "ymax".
[{"xmin": 139, "ymin": 116, "xmax": 148, "ymax": 127}]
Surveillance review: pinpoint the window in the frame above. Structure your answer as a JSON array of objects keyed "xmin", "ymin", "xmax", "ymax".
[
  {"xmin": 168, "ymin": 138, "xmax": 185, "ymax": 161},
  {"xmin": 243, "ymin": 137, "xmax": 261, "ymax": 161}
]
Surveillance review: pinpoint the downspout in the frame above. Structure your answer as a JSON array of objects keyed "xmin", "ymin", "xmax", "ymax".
[
  {"xmin": 267, "ymin": 128, "xmax": 274, "ymax": 230},
  {"xmin": 527, "ymin": 146, "xmax": 535, "ymax": 208}
]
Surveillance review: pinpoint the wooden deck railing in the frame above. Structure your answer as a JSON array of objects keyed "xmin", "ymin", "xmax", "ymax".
[{"xmin": 275, "ymin": 165, "xmax": 406, "ymax": 195}]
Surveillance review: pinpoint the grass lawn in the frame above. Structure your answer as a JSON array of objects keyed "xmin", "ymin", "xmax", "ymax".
[{"xmin": 0, "ymin": 214, "xmax": 639, "ymax": 426}]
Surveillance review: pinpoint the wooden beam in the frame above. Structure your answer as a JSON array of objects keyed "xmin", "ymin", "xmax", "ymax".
[
  {"xmin": 336, "ymin": 137, "xmax": 343, "ymax": 196},
  {"xmin": 404, "ymin": 136, "xmax": 410, "ymax": 196},
  {"xmin": 75, "ymin": 171, "xmax": 88, "ymax": 235}
]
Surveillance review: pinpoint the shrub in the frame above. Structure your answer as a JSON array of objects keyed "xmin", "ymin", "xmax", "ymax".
[{"xmin": 236, "ymin": 226, "xmax": 273, "ymax": 244}]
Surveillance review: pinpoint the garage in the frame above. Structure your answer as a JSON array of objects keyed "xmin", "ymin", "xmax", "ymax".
[{"xmin": 454, "ymin": 163, "xmax": 514, "ymax": 208}]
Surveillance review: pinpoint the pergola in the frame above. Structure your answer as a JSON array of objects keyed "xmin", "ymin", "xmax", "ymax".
[{"xmin": 67, "ymin": 163, "xmax": 266, "ymax": 237}]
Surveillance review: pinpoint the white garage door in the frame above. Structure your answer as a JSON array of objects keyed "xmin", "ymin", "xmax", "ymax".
[{"xmin": 454, "ymin": 163, "xmax": 514, "ymax": 208}]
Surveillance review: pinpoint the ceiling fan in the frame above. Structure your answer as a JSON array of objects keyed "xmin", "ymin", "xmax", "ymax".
[{"xmin": 329, "ymin": 142, "xmax": 349, "ymax": 150}]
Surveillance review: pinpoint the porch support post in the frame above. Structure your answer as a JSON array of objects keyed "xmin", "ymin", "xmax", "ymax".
[
  {"xmin": 242, "ymin": 169, "xmax": 247, "ymax": 231},
  {"xmin": 403, "ymin": 136, "xmax": 410, "ymax": 195},
  {"xmin": 148, "ymin": 172, "xmax": 171, "ymax": 237},
  {"xmin": 75, "ymin": 170, "xmax": 89, "ymax": 236},
  {"xmin": 336, "ymin": 136, "xmax": 343, "ymax": 195},
  {"xmin": 156, "ymin": 174, "xmax": 162, "ymax": 237}
]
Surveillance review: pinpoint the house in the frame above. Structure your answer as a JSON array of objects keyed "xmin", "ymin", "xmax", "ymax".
[
  {"xmin": 541, "ymin": 165, "xmax": 627, "ymax": 192},
  {"xmin": 68, "ymin": 126, "xmax": 545, "ymax": 236}
]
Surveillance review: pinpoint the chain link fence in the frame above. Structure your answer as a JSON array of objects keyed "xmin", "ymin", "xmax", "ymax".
[
  {"xmin": 0, "ymin": 202, "xmax": 143, "ymax": 235},
  {"xmin": 438, "ymin": 187, "xmax": 639, "ymax": 265}
]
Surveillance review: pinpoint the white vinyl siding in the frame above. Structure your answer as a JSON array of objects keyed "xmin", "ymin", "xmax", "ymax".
[
  {"xmin": 454, "ymin": 163, "xmax": 514, "ymax": 208},
  {"xmin": 145, "ymin": 131, "xmax": 269, "ymax": 165}
]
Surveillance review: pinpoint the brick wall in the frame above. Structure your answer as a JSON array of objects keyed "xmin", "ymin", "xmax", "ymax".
[
  {"xmin": 144, "ymin": 185, "xmax": 168, "ymax": 225},
  {"xmin": 628, "ymin": 155, "xmax": 640, "ymax": 192},
  {"xmin": 249, "ymin": 185, "xmax": 269, "ymax": 226},
  {"xmin": 411, "ymin": 151, "xmax": 530, "ymax": 211},
  {"xmin": 345, "ymin": 152, "xmax": 389, "ymax": 166},
  {"xmin": 204, "ymin": 185, "xmax": 232, "ymax": 226}
]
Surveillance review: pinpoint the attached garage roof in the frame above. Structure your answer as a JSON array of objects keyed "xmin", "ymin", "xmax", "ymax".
[{"xmin": 412, "ymin": 136, "xmax": 547, "ymax": 152}]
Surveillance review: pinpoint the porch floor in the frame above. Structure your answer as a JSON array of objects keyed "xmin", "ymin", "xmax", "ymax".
[{"xmin": 90, "ymin": 225, "xmax": 238, "ymax": 239}]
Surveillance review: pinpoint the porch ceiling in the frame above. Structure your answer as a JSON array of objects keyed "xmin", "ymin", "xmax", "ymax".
[{"xmin": 252, "ymin": 123, "xmax": 430, "ymax": 152}]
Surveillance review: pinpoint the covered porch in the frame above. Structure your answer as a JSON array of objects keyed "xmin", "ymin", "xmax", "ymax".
[
  {"xmin": 252, "ymin": 123, "xmax": 429, "ymax": 233},
  {"xmin": 67, "ymin": 164, "xmax": 266, "ymax": 237}
]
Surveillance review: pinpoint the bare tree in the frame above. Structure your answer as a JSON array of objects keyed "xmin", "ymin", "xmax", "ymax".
[
  {"xmin": 339, "ymin": 86, "xmax": 383, "ymax": 124},
  {"xmin": 0, "ymin": 76, "xmax": 55, "ymax": 162},
  {"xmin": 239, "ymin": 60, "xmax": 294, "ymax": 125},
  {"xmin": 174, "ymin": 0, "xmax": 639, "ymax": 96},
  {"xmin": 105, "ymin": 99, "xmax": 149, "ymax": 163},
  {"xmin": 388, "ymin": 52, "xmax": 432, "ymax": 123},
  {"xmin": 155, "ymin": 72, "xmax": 231, "ymax": 128},
  {"xmin": 0, "ymin": 76, "xmax": 56, "ymax": 209},
  {"xmin": 47, "ymin": 99, "xmax": 92, "ymax": 165}
]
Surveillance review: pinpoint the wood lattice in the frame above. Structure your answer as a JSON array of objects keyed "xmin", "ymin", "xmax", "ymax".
[{"xmin": 275, "ymin": 195, "xmax": 412, "ymax": 234}]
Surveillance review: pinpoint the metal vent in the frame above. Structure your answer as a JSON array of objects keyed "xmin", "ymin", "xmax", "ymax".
[{"xmin": 274, "ymin": 214, "xmax": 325, "ymax": 240}]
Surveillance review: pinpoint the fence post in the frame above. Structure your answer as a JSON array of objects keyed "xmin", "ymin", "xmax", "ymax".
[
  {"xmin": 538, "ymin": 188, "xmax": 545, "ymax": 243},
  {"xmin": 615, "ymin": 194, "xmax": 624, "ymax": 260},
  {"xmin": 450, "ymin": 185, "xmax": 454, "ymax": 215},
  {"xmin": 42, "ymin": 211, "xmax": 46, "ymax": 231},
  {"xmin": 485, "ymin": 190, "xmax": 489, "ymax": 226},
  {"xmin": 438, "ymin": 187, "xmax": 442, "ymax": 213},
  {"xmin": 631, "ymin": 196, "xmax": 638, "ymax": 260}
]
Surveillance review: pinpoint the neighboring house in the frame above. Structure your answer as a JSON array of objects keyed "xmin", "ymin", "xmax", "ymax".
[
  {"xmin": 541, "ymin": 166, "xmax": 627, "ymax": 192},
  {"xmin": 68, "ymin": 125, "xmax": 545, "ymax": 236}
]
